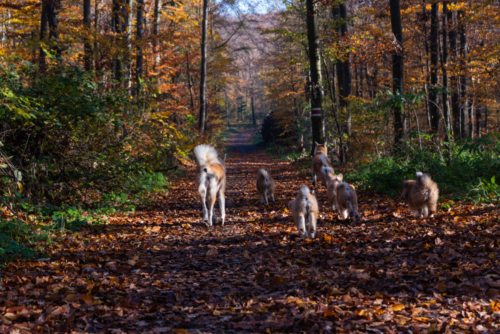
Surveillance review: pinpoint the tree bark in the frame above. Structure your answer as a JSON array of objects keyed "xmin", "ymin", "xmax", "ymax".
[
  {"xmin": 458, "ymin": 10, "xmax": 468, "ymax": 137},
  {"xmin": 153, "ymin": 0, "xmax": 161, "ymax": 72},
  {"xmin": 43, "ymin": 0, "xmax": 61, "ymax": 60},
  {"xmin": 429, "ymin": 3, "xmax": 440, "ymax": 135},
  {"xmin": 122, "ymin": 0, "xmax": 133, "ymax": 88},
  {"xmin": 306, "ymin": 0, "xmax": 325, "ymax": 148},
  {"xmin": 39, "ymin": 4, "xmax": 48, "ymax": 71},
  {"xmin": 112, "ymin": 0, "xmax": 123, "ymax": 82},
  {"xmin": 199, "ymin": 0, "xmax": 209, "ymax": 132},
  {"xmin": 336, "ymin": 4, "xmax": 352, "ymax": 137},
  {"xmin": 251, "ymin": 87, "xmax": 256, "ymax": 125},
  {"xmin": 448, "ymin": 5, "xmax": 461, "ymax": 139},
  {"xmin": 83, "ymin": 0, "xmax": 92, "ymax": 70},
  {"xmin": 389, "ymin": 0, "xmax": 405, "ymax": 146},
  {"xmin": 94, "ymin": 0, "xmax": 100, "ymax": 70},
  {"xmin": 136, "ymin": 0, "xmax": 144, "ymax": 85},
  {"xmin": 442, "ymin": 2, "xmax": 450, "ymax": 140}
]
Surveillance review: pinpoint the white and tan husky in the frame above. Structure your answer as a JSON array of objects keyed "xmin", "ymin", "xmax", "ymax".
[
  {"xmin": 288, "ymin": 186, "xmax": 319, "ymax": 238},
  {"xmin": 194, "ymin": 145, "xmax": 227, "ymax": 226},
  {"xmin": 312, "ymin": 142, "xmax": 334, "ymax": 188},
  {"xmin": 256, "ymin": 169, "xmax": 275, "ymax": 205},
  {"xmin": 325, "ymin": 170, "xmax": 360, "ymax": 221}
]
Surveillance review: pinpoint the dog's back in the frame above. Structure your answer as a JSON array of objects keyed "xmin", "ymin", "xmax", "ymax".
[{"xmin": 326, "ymin": 173, "xmax": 342, "ymax": 210}]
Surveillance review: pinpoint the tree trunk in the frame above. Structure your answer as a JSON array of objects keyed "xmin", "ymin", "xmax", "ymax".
[
  {"xmin": 251, "ymin": 89, "xmax": 256, "ymax": 125},
  {"xmin": 153, "ymin": 0, "xmax": 161, "ymax": 72},
  {"xmin": 336, "ymin": 4, "xmax": 352, "ymax": 137},
  {"xmin": 44, "ymin": 0, "xmax": 61, "ymax": 60},
  {"xmin": 459, "ymin": 10, "xmax": 468, "ymax": 137},
  {"xmin": 429, "ymin": 3, "xmax": 440, "ymax": 135},
  {"xmin": 306, "ymin": 0, "xmax": 325, "ymax": 148},
  {"xmin": 83, "ymin": 0, "xmax": 92, "ymax": 70},
  {"xmin": 199, "ymin": 0, "xmax": 209, "ymax": 133},
  {"xmin": 442, "ymin": 2, "xmax": 450, "ymax": 140},
  {"xmin": 39, "ymin": 4, "xmax": 48, "ymax": 71},
  {"xmin": 122, "ymin": 0, "xmax": 133, "ymax": 88},
  {"xmin": 112, "ymin": 0, "xmax": 123, "ymax": 82},
  {"xmin": 136, "ymin": 0, "xmax": 144, "ymax": 86},
  {"xmin": 448, "ymin": 4, "xmax": 461, "ymax": 139},
  {"xmin": 484, "ymin": 106, "xmax": 488, "ymax": 134},
  {"xmin": 94, "ymin": 0, "xmax": 100, "ymax": 70},
  {"xmin": 389, "ymin": 0, "xmax": 405, "ymax": 146},
  {"xmin": 475, "ymin": 105, "xmax": 481, "ymax": 137}
]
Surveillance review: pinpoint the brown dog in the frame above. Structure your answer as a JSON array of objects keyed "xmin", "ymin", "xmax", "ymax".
[
  {"xmin": 256, "ymin": 169, "xmax": 275, "ymax": 205},
  {"xmin": 194, "ymin": 145, "xmax": 227, "ymax": 226},
  {"xmin": 311, "ymin": 142, "xmax": 334, "ymax": 187},
  {"xmin": 402, "ymin": 172, "xmax": 439, "ymax": 218},
  {"xmin": 325, "ymin": 172, "xmax": 360, "ymax": 220},
  {"xmin": 288, "ymin": 186, "xmax": 318, "ymax": 238}
]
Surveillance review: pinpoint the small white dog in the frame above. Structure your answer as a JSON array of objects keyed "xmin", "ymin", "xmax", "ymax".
[
  {"xmin": 288, "ymin": 186, "xmax": 318, "ymax": 238},
  {"xmin": 194, "ymin": 145, "xmax": 226, "ymax": 226},
  {"xmin": 256, "ymin": 169, "xmax": 275, "ymax": 205}
]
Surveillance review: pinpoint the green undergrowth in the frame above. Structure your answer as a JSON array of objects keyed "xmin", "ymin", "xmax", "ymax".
[
  {"xmin": 350, "ymin": 134, "xmax": 500, "ymax": 204},
  {"xmin": 0, "ymin": 171, "xmax": 172, "ymax": 263}
]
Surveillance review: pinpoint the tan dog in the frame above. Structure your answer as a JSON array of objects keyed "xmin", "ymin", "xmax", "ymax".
[
  {"xmin": 402, "ymin": 172, "xmax": 439, "ymax": 218},
  {"xmin": 325, "ymin": 172, "xmax": 360, "ymax": 220},
  {"xmin": 311, "ymin": 142, "xmax": 334, "ymax": 187},
  {"xmin": 194, "ymin": 145, "xmax": 227, "ymax": 226},
  {"xmin": 256, "ymin": 169, "xmax": 275, "ymax": 205},
  {"xmin": 288, "ymin": 186, "xmax": 318, "ymax": 238}
]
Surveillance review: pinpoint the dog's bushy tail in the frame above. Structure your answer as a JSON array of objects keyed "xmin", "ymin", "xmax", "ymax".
[
  {"xmin": 416, "ymin": 172, "xmax": 434, "ymax": 188},
  {"xmin": 194, "ymin": 145, "xmax": 219, "ymax": 171}
]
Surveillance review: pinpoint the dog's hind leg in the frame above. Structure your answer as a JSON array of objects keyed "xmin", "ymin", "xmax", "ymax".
[
  {"xmin": 264, "ymin": 189, "xmax": 269, "ymax": 205},
  {"xmin": 198, "ymin": 181, "xmax": 209, "ymax": 225},
  {"xmin": 297, "ymin": 214, "xmax": 307, "ymax": 238},
  {"xmin": 207, "ymin": 179, "xmax": 218, "ymax": 227},
  {"xmin": 219, "ymin": 190, "xmax": 225, "ymax": 226}
]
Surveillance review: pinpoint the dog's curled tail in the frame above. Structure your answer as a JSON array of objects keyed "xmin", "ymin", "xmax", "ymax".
[
  {"xmin": 194, "ymin": 145, "xmax": 219, "ymax": 170},
  {"xmin": 416, "ymin": 171, "xmax": 433, "ymax": 186}
]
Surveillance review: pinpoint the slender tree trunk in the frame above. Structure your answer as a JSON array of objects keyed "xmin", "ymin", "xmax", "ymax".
[
  {"xmin": 469, "ymin": 96, "xmax": 474, "ymax": 138},
  {"xmin": 122, "ymin": 0, "xmax": 133, "ymax": 87},
  {"xmin": 136, "ymin": 0, "xmax": 144, "ymax": 86},
  {"xmin": 39, "ymin": 4, "xmax": 48, "ymax": 71},
  {"xmin": 251, "ymin": 88, "xmax": 256, "ymax": 125},
  {"xmin": 475, "ymin": 105, "xmax": 481, "ymax": 137},
  {"xmin": 225, "ymin": 90, "xmax": 230, "ymax": 127},
  {"xmin": 484, "ymin": 106, "xmax": 488, "ymax": 134},
  {"xmin": 448, "ymin": 5, "xmax": 461, "ymax": 139},
  {"xmin": 112, "ymin": 0, "xmax": 123, "ymax": 82},
  {"xmin": 429, "ymin": 3, "xmax": 440, "ymax": 135},
  {"xmin": 355, "ymin": 63, "xmax": 360, "ymax": 97},
  {"xmin": 83, "ymin": 0, "xmax": 92, "ymax": 70},
  {"xmin": 336, "ymin": 4, "xmax": 352, "ymax": 137},
  {"xmin": 44, "ymin": 0, "xmax": 61, "ymax": 60},
  {"xmin": 442, "ymin": 2, "xmax": 450, "ymax": 140},
  {"xmin": 422, "ymin": 2, "xmax": 432, "ymax": 130},
  {"xmin": 199, "ymin": 0, "xmax": 209, "ymax": 132},
  {"xmin": 94, "ymin": 0, "xmax": 100, "ymax": 70},
  {"xmin": 389, "ymin": 0, "xmax": 405, "ymax": 146},
  {"xmin": 153, "ymin": 0, "xmax": 161, "ymax": 72},
  {"xmin": 306, "ymin": 0, "xmax": 325, "ymax": 149},
  {"xmin": 458, "ymin": 10, "xmax": 468, "ymax": 137}
]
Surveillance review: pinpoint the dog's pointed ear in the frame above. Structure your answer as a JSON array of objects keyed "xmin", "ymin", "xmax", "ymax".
[
  {"xmin": 315, "ymin": 141, "xmax": 319, "ymax": 146},
  {"xmin": 337, "ymin": 173, "xmax": 343, "ymax": 181}
]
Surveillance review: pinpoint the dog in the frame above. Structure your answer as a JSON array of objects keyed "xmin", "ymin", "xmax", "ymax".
[
  {"xmin": 325, "ymin": 172, "xmax": 360, "ymax": 220},
  {"xmin": 194, "ymin": 145, "xmax": 227, "ymax": 226},
  {"xmin": 256, "ymin": 169, "xmax": 275, "ymax": 205},
  {"xmin": 402, "ymin": 172, "xmax": 439, "ymax": 218},
  {"xmin": 288, "ymin": 186, "xmax": 318, "ymax": 238},
  {"xmin": 312, "ymin": 142, "xmax": 334, "ymax": 187}
]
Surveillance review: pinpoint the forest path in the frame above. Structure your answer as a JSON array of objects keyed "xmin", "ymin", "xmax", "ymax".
[{"xmin": 1, "ymin": 129, "xmax": 500, "ymax": 333}]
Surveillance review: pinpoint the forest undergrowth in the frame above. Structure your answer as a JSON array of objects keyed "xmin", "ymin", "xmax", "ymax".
[{"xmin": 1, "ymin": 129, "xmax": 500, "ymax": 333}]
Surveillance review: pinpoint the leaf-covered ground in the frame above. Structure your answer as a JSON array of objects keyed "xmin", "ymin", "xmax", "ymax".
[{"xmin": 1, "ymin": 129, "xmax": 500, "ymax": 333}]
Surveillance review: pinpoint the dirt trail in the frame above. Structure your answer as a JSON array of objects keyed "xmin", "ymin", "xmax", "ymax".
[{"xmin": 1, "ymin": 129, "xmax": 500, "ymax": 333}]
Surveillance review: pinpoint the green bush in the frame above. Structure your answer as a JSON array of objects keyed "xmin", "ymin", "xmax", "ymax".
[{"xmin": 350, "ymin": 134, "xmax": 500, "ymax": 203}]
